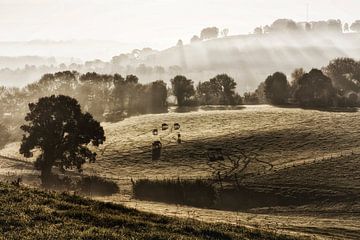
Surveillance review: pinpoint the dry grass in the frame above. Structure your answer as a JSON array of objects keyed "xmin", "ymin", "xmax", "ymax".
[
  {"xmin": 0, "ymin": 182, "xmax": 297, "ymax": 240},
  {"xmin": 1, "ymin": 105, "xmax": 360, "ymax": 239}
]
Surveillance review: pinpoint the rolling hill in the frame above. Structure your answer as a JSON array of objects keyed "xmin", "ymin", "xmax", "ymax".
[
  {"xmin": 1, "ymin": 105, "xmax": 360, "ymax": 239},
  {"xmin": 0, "ymin": 182, "xmax": 298, "ymax": 240},
  {"xmin": 1, "ymin": 32, "xmax": 360, "ymax": 91},
  {"xmin": 139, "ymin": 32, "xmax": 360, "ymax": 92}
]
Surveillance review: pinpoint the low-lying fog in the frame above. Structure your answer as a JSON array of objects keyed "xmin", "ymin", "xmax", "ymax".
[{"xmin": 1, "ymin": 32, "xmax": 360, "ymax": 93}]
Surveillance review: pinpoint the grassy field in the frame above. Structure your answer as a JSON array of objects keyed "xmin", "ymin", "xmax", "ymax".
[
  {"xmin": 0, "ymin": 182, "xmax": 297, "ymax": 240},
  {"xmin": 1, "ymin": 105, "xmax": 360, "ymax": 239}
]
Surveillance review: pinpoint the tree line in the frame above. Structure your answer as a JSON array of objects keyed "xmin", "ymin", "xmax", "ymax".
[
  {"xmin": 244, "ymin": 57, "xmax": 360, "ymax": 108},
  {"xmin": 253, "ymin": 19, "xmax": 360, "ymax": 34},
  {"xmin": 0, "ymin": 72, "xmax": 241, "ymax": 131},
  {"xmin": 0, "ymin": 57, "xmax": 358, "ymax": 188},
  {"xmin": 0, "ymin": 71, "xmax": 170, "ymax": 124},
  {"xmin": 1, "ymin": 57, "xmax": 360, "ymax": 148}
]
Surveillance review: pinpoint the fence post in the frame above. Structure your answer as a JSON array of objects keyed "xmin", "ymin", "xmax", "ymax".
[
  {"xmin": 217, "ymin": 171, "xmax": 223, "ymax": 190},
  {"xmin": 234, "ymin": 173, "xmax": 241, "ymax": 190}
]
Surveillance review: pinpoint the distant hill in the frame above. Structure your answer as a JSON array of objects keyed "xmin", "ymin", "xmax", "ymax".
[
  {"xmin": 137, "ymin": 32, "xmax": 360, "ymax": 92},
  {"xmin": 0, "ymin": 56, "xmax": 59, "ymax": 69},
  {"xmin": 0, "ymin": 40, "xmax": 133, "ymax": 62},
  {"xmin": 1, "ymin": 32, "xmax": 360, "ymax": 92}
]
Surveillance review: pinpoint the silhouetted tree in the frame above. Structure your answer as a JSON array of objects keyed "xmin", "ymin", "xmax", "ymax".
[
  {"xmin": 350, "ymin": 20, "xmax": 360, "ymax": 32},
  {"xmin": 344, "ymin": 23, "xmax": 349, "ymax": 32},
  {"xmin": 190, "ymin": 35, "xmax": 201, "ymax": 43},
  {"xmin": 255, "ymin": 82, "xmax": 266, "ymax": 103},
  {"xmin": 263, "ymin": 25, "xmax": 271, "ymax": 34},
  {"xmin": 127, "ymin": 84, "xmax": 147, "ymax": 114},
  {"xmin": 291, "ymin": 68, "xmax": 306, "ymax": 83},
  {"xmin": 20, "ymin": 95, "xmax": 105, "ymax": 186},
  {"xmin": 197, "ymin": 81, "xmax": 215, "ymax": 105},
  {"xmin": 323, "ymin": 57, "xmax": 360, "ymax": 92},
  {"xmin": 112, "ymin": 74, "xmax": 126, "ymax": 111},
  {"xmin": 125, "ymin": 74, "xmax": 139, "ymax": 84},
  {"xmin": 264, "ymin": 72, "xmax": 289, "ymax": 104},
  {"xmin": 221, "ymin": 28, "xmax": 229, "ymax": 37},
  {"xmin": 36, "ymin": 71, "xmax": 79, "ymax": 96},
  {"xmin": 197, "ymin": 74, "xmax": 239, "ymax": 105},
  {"xmin": 79, "ymin": 72, "xmax": 113, "ymax": 120},
  {"xmin": 148, "ymin": 80, "xmax": 168, "ymax": 112},
  {"xmin": 125, "ymin": 74, "xmax": 140, "ymax": 111},
  {"xmin": 264, "ymin": 19, "xmax": 343, "ymax": 33},
  {"xmin": 294, "ymin": 69, "xmax": 336, "ymax": 107},
  {"xmin": 171, "ymin": 75, "xmax": 195, "ymax": 106},
  {"xmin": 111, "ymin": 54, "xmax": 129, "ymax": 65},
  {"xmin": 200, "ymin": 27, "xmax": 219, "ymax": 40},
  {"xmin": 209, "ymin": 74, "xmax": 237, "ymax": 105},
  {"xmin": 254, "ymin": 27, "xmax": 263, "ymax": 34},
  {"xmin": 311, "ymin": 19, "xmax": 342, "ymax": 33},
  {"xmin": 243, "ymin": 92, "xmax": 259, "ymax": 104},
  {"xmin": 154, "ymin": 66, "xmax": 165, "ymax": 77},
  {"xmin": 346, "ymin": 92, "xmax": 358, "ymax": 106},
  {"xmin": 176, "ymin": 39, "xmax": 183, "ymax": 47},
  {"xmin": 290, "ymin": 68, "xmax": 306, "ymax": 96},
  {"xmin": 326, "ymin": 19, "xmax": 342, "ymax": 32},
  {"xmin": 270, "ymin": 19, "xmax": 299, "ymax": 32}
]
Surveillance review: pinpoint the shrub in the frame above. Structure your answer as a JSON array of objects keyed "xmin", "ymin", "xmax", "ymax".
[
  {"xmin": 132, "ymin": 178, "xmax": 217, "ymax": 208},
  {"xmin": 77, "ymin": 175, "xmax": 119, "ymax": 196},
  {"xmin": 40, "ymin": 174, "xmax": 119, "ymax": 197}
]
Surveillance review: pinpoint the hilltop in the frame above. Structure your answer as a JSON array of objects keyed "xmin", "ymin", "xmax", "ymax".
[
  {"xmin": 137, "ymin": 32, "xmax": 360, "ymax": 91},
  {"xmin": 2, "ymin": 32, "xmax": 360, "ymax": 90},
  {"xmin": 0, "ymin": 182, "xmax": 296, "ymax": 240}
]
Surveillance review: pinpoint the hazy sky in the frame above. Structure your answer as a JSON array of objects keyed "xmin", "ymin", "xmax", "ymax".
[{"xmin": 0, "ymin": 0, "xmax": 359, "ymax": 51}]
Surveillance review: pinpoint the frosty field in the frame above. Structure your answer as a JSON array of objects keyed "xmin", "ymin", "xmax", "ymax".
[{"xmin": 1, "ymin": 105, "xmax": 359, "ymax": 239}]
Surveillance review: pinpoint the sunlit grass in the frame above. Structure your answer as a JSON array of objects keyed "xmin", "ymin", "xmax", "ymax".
[{"xmin": 0, "ymin": 182, "xmax": 297, "ymax": 240}]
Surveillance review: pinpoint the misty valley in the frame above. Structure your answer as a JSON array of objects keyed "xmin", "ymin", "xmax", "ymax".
[{"xmin": 1, "ymin": 7, "xmax": 360, "ymax": 240}]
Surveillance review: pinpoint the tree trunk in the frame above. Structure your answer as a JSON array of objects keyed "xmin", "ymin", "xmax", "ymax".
[{"xmin": 40, "ymin": 163, "xmax": 53, "ymax": 187}]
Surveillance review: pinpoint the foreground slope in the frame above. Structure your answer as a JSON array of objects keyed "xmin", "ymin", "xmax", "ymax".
[{"xmin": 0, "ymin": 183, "xmax": 296, "ymax": 240}]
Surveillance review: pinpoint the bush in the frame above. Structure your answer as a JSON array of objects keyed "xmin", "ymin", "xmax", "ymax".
[
  {"xmin": 39, "ymin": 174, "xmax": 119, "ymax": 197},
  {"xmin": 38, "ymin": 174, "xmax": 75, "ymax": 191},
  {"xmin": 132, "ymin": 178, "xmax": 217, "ymax": 208},
  {"xmin": 77, "ymin": 175, "xmax": 119, "ymax": 196}
]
